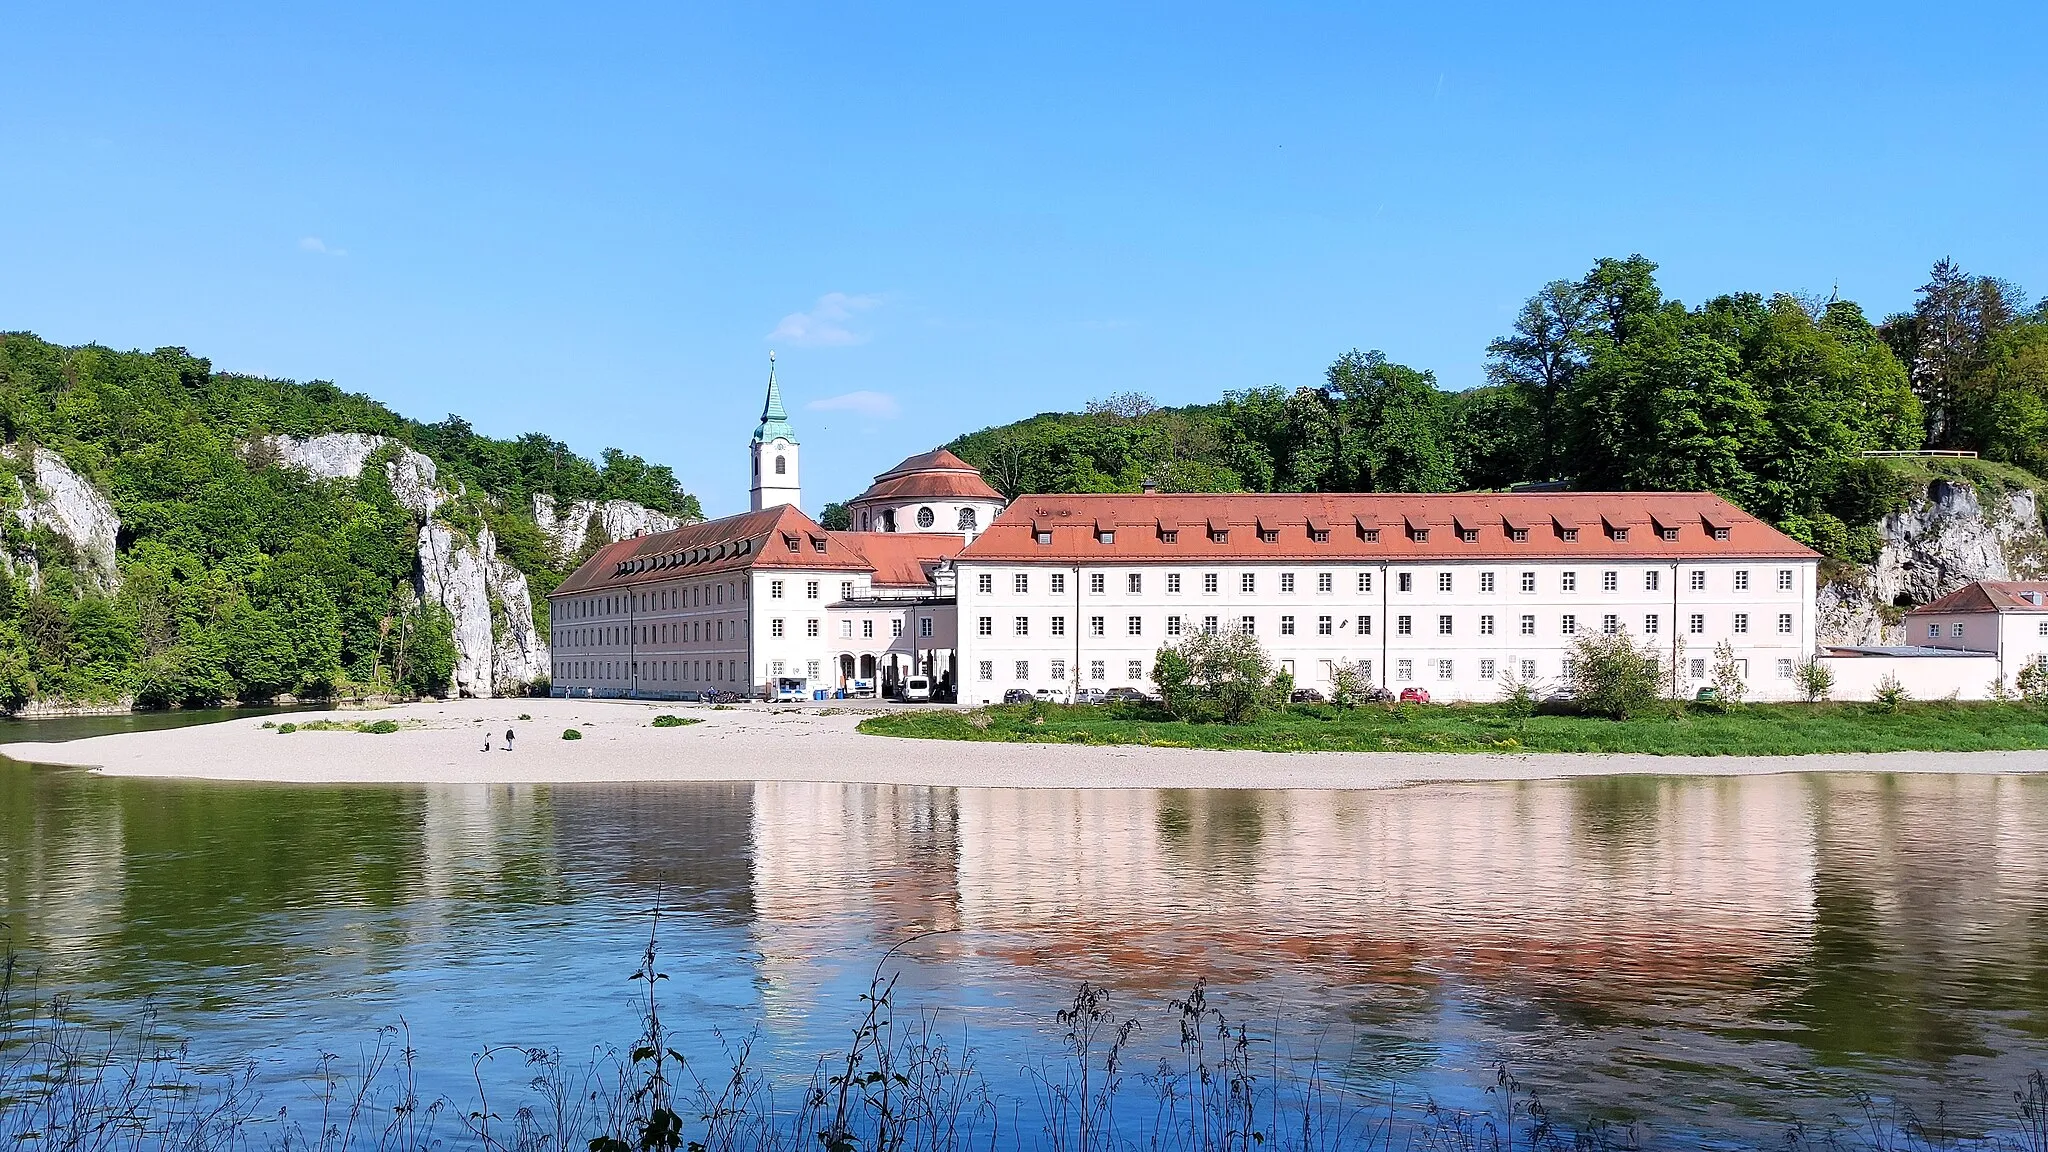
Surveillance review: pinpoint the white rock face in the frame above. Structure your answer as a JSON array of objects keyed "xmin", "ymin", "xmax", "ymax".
[
  {"xmin": 256, "ymin": 433, "xmax": 443, "ymax": 517},
  {"xmin": 533, "ymin": 492, "xmax": 681, "ymax": 563},
  {"xmin": 415, "ymin": 522, "xmax": 547, "ymax": 697},
  {"xmin": 1817, "ymin": 479, "xmax": 2048, "ymax": 646},
  {"xmin": 6, "ymin": 446, "xmax": 122, "ymax": 593}
]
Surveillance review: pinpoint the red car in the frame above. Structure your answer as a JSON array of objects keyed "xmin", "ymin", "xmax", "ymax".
[{"xmin": 1398, "ymin": 687, "xmax": 1432, "ymax": 704}]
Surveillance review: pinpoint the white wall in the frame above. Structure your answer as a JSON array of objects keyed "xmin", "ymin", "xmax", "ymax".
[
  {"xmin": 956, "ymin": 558, "xmax": 1818, "ymax": 705},
  {"xmin": 1819, "ymin": 655, "xmax": 2004, "ymax": 702}
]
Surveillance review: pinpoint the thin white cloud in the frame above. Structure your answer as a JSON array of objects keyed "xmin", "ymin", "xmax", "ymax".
[
  {"xmin": 299, "ymin": 236, "xmax": 347, "ymax": 257},
  {"xmin": 769, "ymin": 292, "xmax": 880, "ymax": 347},
  {"xmin": 806, "ymin": 390, "xmax": 900, "ymax": 419}
]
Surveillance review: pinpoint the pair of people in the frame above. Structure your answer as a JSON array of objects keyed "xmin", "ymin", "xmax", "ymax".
[{"xmin": 481, "ymin": 728, "xmax": 516, "ymax": 752}]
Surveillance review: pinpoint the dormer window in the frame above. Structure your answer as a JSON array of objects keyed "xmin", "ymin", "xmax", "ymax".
[
  {"xmin": 1409, "ymin": 528, "xmax": 1429, "ymax": 543},
  {"xmin": 1561, "ymin": 528, "xmax": 1579, "ymax": 543},
  {"xmin": 1097, "ymin": 530, "xmax": 1115, "ymax": 544},
  {"xmin": 1309, "ymin": 529, "xmax": 1328, "ymax": 543},
  {"xmin": 1259, "ymin": 529, "xmax": 1278, "ymax": 543},
  {"xmin": 784, "ymin": 535, "xmax": 800, "ymax": 553},
  {"xmin": 1361, "ymin": 529, "xmax": 1380, "ymax": 543},
  {"xmin": 1660, "ymin": 527, "xmax": 1680, "ymax": 541},
  {"xmin": 1712, "ymin": 527, "xmax": 1730, "ymax": 541},
  {"xmin": 1210, "ymin": 530, "xmax": 1229, "ymax": 544},
  {"xmin": 1459, "ymin": 529, "xmax": 1479, "ymax": 543},
  {"xmin": 1161, "ymin": 529, "xmax": 1179, "ymax": 544},
  {"xmin": 1035, "ymin": 530, "xmax": 1053, "ymax": 546},
  {"xmin": 1508, "ymin": 528, "xmax": 1528, "ymax": 543},
  {"xmin": 1609, "ymin": 527, "xmax": 1629, "ymax": 542}
]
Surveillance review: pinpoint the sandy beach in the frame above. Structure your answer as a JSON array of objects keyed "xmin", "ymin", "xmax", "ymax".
[{"xmin": 4, "ymin": 697, "xmax": 2047, "ymax": 787}]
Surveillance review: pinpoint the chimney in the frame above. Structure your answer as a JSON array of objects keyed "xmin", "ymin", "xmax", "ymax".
[{"xmin": 1140, "ymin": 478, "xmax": 1157, "ymax": 494}]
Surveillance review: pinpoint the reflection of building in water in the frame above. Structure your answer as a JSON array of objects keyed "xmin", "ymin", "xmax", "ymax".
[
  {"xmin": 748, "ymin": 783, "xmax": 962, "ymax": 1018},
  {"xmin": 952, "ymin": 779, "xmax": 1827, "ymax": 995},
  {"xmin": 544, "ymin": 783, "xmax": 758, "ymax": 916}
]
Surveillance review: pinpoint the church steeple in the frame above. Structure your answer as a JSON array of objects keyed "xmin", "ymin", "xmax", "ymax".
[{"xmin": 749, "ymin": 351, "xmax": 802, "ymax": 511}]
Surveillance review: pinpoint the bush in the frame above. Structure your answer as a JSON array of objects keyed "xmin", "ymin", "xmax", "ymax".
[
  {"xmin": 562, "ymin": 728, "xmax": 583, "ymax": 740},
  {"xmin": 1873, "ymin": 673, "xmax": 1910, "ymax": 713},
  {"xmin": 1794, "ymin": 658, "xmax": 1834, "ymax": 703},
  {"xmin": 1151, "ymin": 631, "xmax": 1283, "ymax": 724},
  {"xmin": 275, "ymin": 722, "xmax": 297, "ymax": 734},
  {"xmin": 1328, "ymin": 661, "xmax": 1373, "ymax": 708},
  {"xmin": 1710, "ymin": 641, "xmax": 1748, "ymax": 706},
  {"xmin": 2019, "ymin": 660, "xmax": 2048, "ymax": 703},
  {"xmin": 1565, "ymin": 630, "xmax": 1662, "ymax": 719},
  {"xmin": 360, "ymin": 719, "xmax": 401, "ymax": 734},
  {"xmin": 651, "ymin": 714, "xmax": 699, "ymax": 728}
]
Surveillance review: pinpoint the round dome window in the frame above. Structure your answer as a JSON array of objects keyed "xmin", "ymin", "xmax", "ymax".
[{"xmin": 916, "ymin": 506, "xmax": 935, "ymax": 528}]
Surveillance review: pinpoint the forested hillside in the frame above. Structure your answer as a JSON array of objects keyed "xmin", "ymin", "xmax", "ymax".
[
  {"xmin": 0, "ymin": 334, "xmax": 701, "ymax": 710},
  {"xmin": 947, "ymin": 257, "xmax": 2048, "ymax": 564}
]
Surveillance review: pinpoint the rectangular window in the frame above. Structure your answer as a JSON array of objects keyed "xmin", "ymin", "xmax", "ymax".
[
  {"xmin": 890, "ymin": 619, "xmax": 902, "ymax": 637},
  {"xmin": 1927, "ymin": 622, "xmax": 1940, "ymax": 638},
  {"xmin": 1479, "ymin": 614, "xmax": 1495, "ymax": 636},
  {"xmin": 1602, "ymin": 614, "xmax": 1619, "ymax": 634},
  {"xmin": 1014, "ymin": 573, "xmax": 1030, "ymax": 593},
  {"xmin": 1689, "ymin": 613, "xmax": 1705, "ymax": 634},
  {"xmin": 1644, "ymin": 614, "xmax": 1660, "ymax": 635},
  {"xmin": 1460, "ymin": 528, "xmax": 1479, "ymax": 544},
  {"xmin": 1280, "ymin": 572, "xmax": 1295, "ymax": 593},
  {"xmin": 1090, "ymin": 660, "xmax": 1106, "ymax": 681},
  {"xmin": 1644, "ymin": 570, "xmax": 1660, "ymax": 592},
  {"xmin": 1210, "ymin": 529, "xmax": 1228, "ymax": 544},
  {"xmin": 1520, "ymin": 571, "xmax": 1536, "ymax": 593},
  {"xmin": 1317, "ymin": 615, "xmax": 1333, "ymax": 635},
  {"xmin": 841, "ymin": 581, "xmax": 854, "ymax": 599},
  {"xmin": 1090, "ymin": 573, "xmax": 1106, "ymax": 593},
  {"xmin": 1778, "ymin": 570, "xmax": 1795, "ymax": 592},
  {"xmin": 978, "ymin": 661, "xmax": 993, "ymax": 680},
  {"xmin": 1480, "ymin": 572, "xmax": 1495, "ymax": 593},
  {"xmin": 1161, "ymin": 530, "xmax": 1179, "ymax": 544},
  {"xmin": 1397, "ymin": 614, "xmax": 1413, "ymax": 635},
  {"xmin": 1204, "ymin": 573, "xmax": 1220, "ymax": 593},
  {"xmin": 1776, "ymin": 658, "xmax": 1794, "ymax": 679},
  {"xmin": 919, "ymin": 617, "xmax": 932, "ymax": 638},
  {"xmin": 1396, "ymin": 659, "xmax": 1414, "ymax": 682},
  {"xmin": 1561, "ymin": 614, "xmax": 1578, "ymax": 635},
  {"xmin": 1317, "ymin": 572, "xmax": 1333, "ymax": 593},
  {"xmin": 1097, "ymin": 530, "xmax": 1115, "ymax": 544},
  {"xmin": 1203, "ymin": 615, "xmax": 1219, "ymax": 636},
  {"xmin": 1437, "ymin": 572, "xmax": 1453, "ymax": 593},
  {"xmin": 1241, "ymin": 573, "xmax": 1256, "ymax": 593},
  {"xmin": 1779, "ymin": 613, "xmax": 1795, "ymax": 634},
  {"xmin": 1127, "ymin": 660, "xmax": 1144, "ymax": 680},
  {"xmin": 1051, "ymin": 659, "xmax": 1067, "ymax": 681},
  {"xmin": 770, "ymin": 660, "xmax": 784, "ymax": 676},
  {"xmin": 1128, "ymin": 615, "xmax": 1144, "ymax": 636},
  {"xmin": 1090, "ymin": 616, "xmax": 1106, "ymax": 637},
  {"xmin": 1602, "ymin": 570, "xmax": 1619, "ymax": 592},
  {"xmin": 1437, "ymin": 659, "xmax": 1454, "ymax": 680},
  {"xmin": 1358, "ymin": 571, "xmax": 1373, "ymax": 593},
  {"xmin": 1015, "ymin": 661, "xmax": 1030, "ymax": 680},
  {"xmin": 1689, "ymin": 570, "xmax": 1706, "ymax": 591},
  {"xmin": 977, "ymin": 616, "xmax": 993, "ymax": 637},
  {"xmin": 1167, "ymin": 573, "xmax": 1182, "ymax": 593},
  {"xmin": 1437, "ymin": 614, "xmax": 1454, "ymax": 636},
  {"xmin": 1520, "ymin": 659, "xmax": 1537, "ymax": 679},
  {"xmin": 770, "ymin": 580, "xmax": 785, "ymax": 599},
  {"xmin": 1734, "ymin": 570, "xmax": 1751, "ymax": 591},
  {"xmin": 978, "ymin": 573, "xmax": 994, "ymax": 594},
  {"xmin": 1311, "ymin": 529, "xmax": 1329, "ymax": 543},
  {"xmin": 1239, "ymin": 615, "xmax": 1257, "ymax": 635},
  {"xmin": 1562, "ymin": 572, "xmax": 1578, "ymax": 592},
  {"xmin": 862, "ymin": 620, "xmax": 874, "ymax": 638},
  {"xmin": 1014, "ymin": 616, "xmax": 1030, "ymax": 636},
  {"xmin": 770, "ymin": 618, "xmax": 785, "ymax": 638},
  {"xmin": 1128, "ymin": 573, "xmax": 1142, "ymax": 594},
  {"xmin": 1561, "ymin": 658, "xmax": 1577, "ymax": 679},
  {"xmin": 1734, "ymin": 613, "xmax": 1750, "ymax": 634},
  {"xmin": 1259, "ymin": 529, "xmax": 1278, "ymax": 543},
  {"xmin": 2038, "ymin": 621, "xmax": 2048, "ymax": 637},
  {"xmin": 1690, "ymin": 658, "xmax": 1707, "ymax": 678},
  {"xmin": 1050, "ymin": 573, "xmax": 1067, "ymax": 594},
  {"xmin": 1660, "ymin": 527, "xmax": 1679, "ymax": 541},
  {"xmin": 1480, "ymin": 659, "xmax": 1496, "ymax": 679},
  {"xmin": 1510, "ymin": 528, "xmax": 1529, "ymax": 543},
  {"xmin": 1051, "ymin": 615, "xmax": 1067, "ymax": 636},
  {"xmin": 1358, "ymin": 615, "xmax": 1372, "ymax": 635},
  {"xmin": 1280, "ymin": 615, "xmax": 1296, "ymax": 635},
  {"xmin": 808, "ymin": 619, "xmax": 821, "ymax": 638},
  {"xmin": 1520, "ymin": 614, "xmax": 1535, "ymax": 636},
  {"xmin": 1397, "ymin": 572, "xmax": 1413, "ymax": 592},
  {"xmin": 1166, "ymin": 615, "xmax": 1184, "ymax": 637}
]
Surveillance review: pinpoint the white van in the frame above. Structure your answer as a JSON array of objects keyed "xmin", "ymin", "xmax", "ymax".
[
  {"xmin": 772, "ymin": 676, "xmax": 809, "ymax": 703},
  {"xmin": 902, "ymin": 676, "xmax": 931, "ymax": 702}
]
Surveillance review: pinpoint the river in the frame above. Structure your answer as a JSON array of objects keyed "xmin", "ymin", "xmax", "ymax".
[{"xmin": 2, "ymin": 714, "xmax": 2045, "ymax": 1148}]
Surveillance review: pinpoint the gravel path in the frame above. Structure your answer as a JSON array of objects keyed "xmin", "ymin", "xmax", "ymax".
[{"xmin": 5, "ymin": 698, "xmax": 2047, "ymax": 787}]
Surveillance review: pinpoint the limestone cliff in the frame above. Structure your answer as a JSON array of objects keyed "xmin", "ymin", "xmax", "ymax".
[
  {"xmin": 1818, "ymin": 475, "xmax": 2048, "ymax": 646},
  {"xmin": 259, "ymin": 433, "xmax": 546, "ymax": 696},
  {"xmin": 532, "ymin": 492, "xmax": 683, "ymax": 564},
  {"xmin": 3, "ymin": 445, "xmax": 122, "ymax": 593}
]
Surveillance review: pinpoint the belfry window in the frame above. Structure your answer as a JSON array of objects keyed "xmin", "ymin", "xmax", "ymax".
[{"xmin": 774, "ymin": 456, "xmax": 786, "ymax": 475}]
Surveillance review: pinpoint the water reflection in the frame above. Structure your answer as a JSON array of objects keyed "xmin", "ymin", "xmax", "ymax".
[{"xmin": 1, "ymin": 756, "xmax": 2045, "ymax": 1144}]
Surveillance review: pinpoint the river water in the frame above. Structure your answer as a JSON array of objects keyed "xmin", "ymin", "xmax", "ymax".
[{"xmin": 2, "ymin": 716, "xmax": 2046, "ymax": 1147}]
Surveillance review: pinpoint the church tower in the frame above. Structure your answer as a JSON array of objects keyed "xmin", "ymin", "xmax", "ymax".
[{"xmin": 749, "ymin": 352, "xmax": 801, "ymax": 511}]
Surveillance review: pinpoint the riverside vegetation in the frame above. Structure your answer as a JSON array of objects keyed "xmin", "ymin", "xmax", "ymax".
[{"xmin": 4, "ymin": 932, "xmax": 2046, "ymax": 1152}]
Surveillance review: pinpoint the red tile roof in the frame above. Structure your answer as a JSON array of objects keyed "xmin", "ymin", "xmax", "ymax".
[
  {"xmin": 958, "ymin": 492, "xmax": 1817, "ymax": 563},
  {"xmin": 849, "ymin": 448, "xmax": 1006, "ymax": 506},
  {"xmin": 549, "ymin": 505, "xmax": 869, "ymax": 595},
  {"xmin": 830, "ymin": 531, "xmax": 968, "ymax": 587},
  {"xmin": 1906, "ymin": 580, "xmax": 2048, "ymax": 615}
]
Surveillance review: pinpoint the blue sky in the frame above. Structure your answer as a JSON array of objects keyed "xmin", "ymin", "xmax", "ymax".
[{"xmin": 3, "ymin": 3, "xmax": 2043, "ymax": 517}]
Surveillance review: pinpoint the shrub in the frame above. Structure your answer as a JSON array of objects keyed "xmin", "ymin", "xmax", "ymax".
[
  {"xmin": 651, "ymin": 714, "xmax": 691, "ymax": 727},
  {"xmin": 562, "ymin": 728, "xmax": 583, "ymax": 740},
  {"xmin": 1152, "ymin": 631, "xmax": 1283, "ymax": 724},
  {"xmin": 1873, "ymin": 673, "xmax": 1910, "ymax": 713},
  {"xmin": 1795, "ymin": 658, "xmax": 1834, "ymax": 703},
  {"xmin": 1327, "ymin": 661, "xmax": 1373, "ymax": 708},
  {"xmin": 2019, "ymin": 659, "xmax": 2048, "ymax": 703},
  {"xmin": 360, "ymin": 719, "xmax": 401, "ymax": 734},
  {"xmin": 1565, "ymin": 629, "xmax": 1662, "ymax": 719},
  {"xmin": 275, "ymin": 722, "xmax": 297, "ymax": 734},
  {"xmin": 1710, "ymin": 641, "xmax": 1748, "ymax": 706},
  {"xmin": 1496, "ymin": 664, "xmax": 1538, "ymax": 717}
]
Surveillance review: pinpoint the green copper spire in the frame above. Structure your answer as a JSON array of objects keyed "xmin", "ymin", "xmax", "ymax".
[{"xmin": 752, "ymin": 351, "xmax": 798, "ymax": 445}]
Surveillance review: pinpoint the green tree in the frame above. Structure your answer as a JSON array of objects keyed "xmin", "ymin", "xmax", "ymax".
[{"xmin": 1566, "ymin": 629, "xmax": 1663, "ymax": 719}]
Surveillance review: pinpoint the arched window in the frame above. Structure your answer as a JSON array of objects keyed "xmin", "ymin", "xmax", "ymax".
[
  {"xmin": 916, "ymin": 506, "xmax": 935, "ymax": 528},
  {"xmin": 775, "ymin": 456, "xmax": 786, "ymax": 475},
  {"xmin": 957, "ymin": 507, "xmax": 977, "ymax": 531}
]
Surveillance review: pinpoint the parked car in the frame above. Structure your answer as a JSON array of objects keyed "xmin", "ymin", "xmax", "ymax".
[
  {"xmin": 1398, "ymin": 687, "xmax": 1432, "ymax": 704},
  {"xmin": 1073, "ymin": 688, "xmax": 1109, "ymax": 705},
  {"xmin": 1289, "ymin": 688, "xmax": 1326, "ymax": 703},
  {"xmin": 1001, "ymin": 688, "xmax": 1033, "ymax": 705},
  {"xmin": 902, "ymin": 675, "xmax": 932, "ymax": 702},
  {"xmin": 1105, "ymin": 687, "xmax": 1153, "ymax": 704},
  {"xmin": 1694, "ymin": 686, "xmax": 1720, "ymax": 702},
  {"xmin": 1361, "ymin": 686, "xmax": 1396, "ymax": 704},
  {"xmin": 1032, "ymin": 687, "xmax": 1062, "ymax": 703}
]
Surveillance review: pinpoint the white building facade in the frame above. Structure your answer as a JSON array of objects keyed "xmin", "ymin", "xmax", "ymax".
[{"xmin": 954, "ymin": 493, "xmax": 1820, "ymax": 704}]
